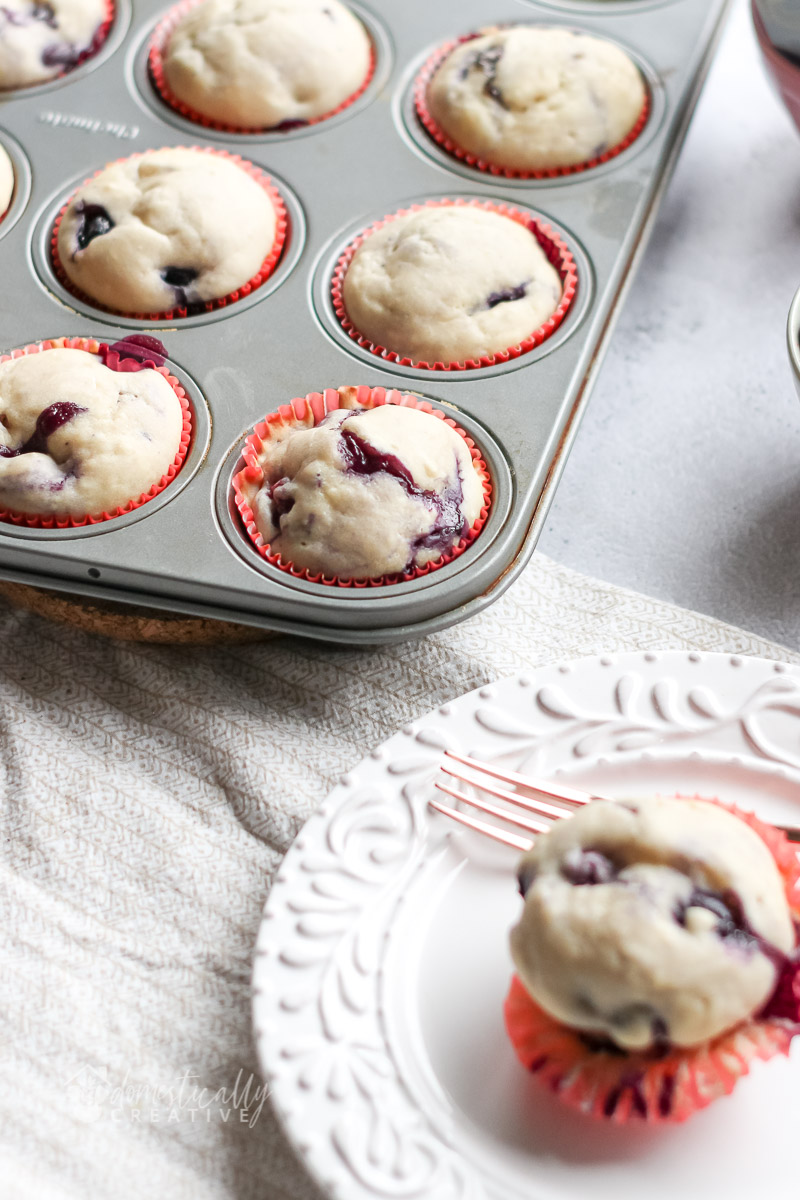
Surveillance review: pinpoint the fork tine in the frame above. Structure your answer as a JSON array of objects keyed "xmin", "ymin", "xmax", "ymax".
[
  {"xmin": 435, "ymin": 780, "xmax": 551, "ymax": 834},
  {"xmin": 428, "ymin": 798, "xmax": 533, "ymax": 851},
  {"xmin": 441, "ymin": 760, "xmax": 574, "ymax": 822},
  {"xmin": 444, "ymin": 749, "xmax": 599, "ymax": 807}
]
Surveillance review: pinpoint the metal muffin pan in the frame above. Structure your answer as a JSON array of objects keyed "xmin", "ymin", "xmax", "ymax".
[{"xmin": 0, "ymin": 0, "xmax": 730, "ymax": 643}]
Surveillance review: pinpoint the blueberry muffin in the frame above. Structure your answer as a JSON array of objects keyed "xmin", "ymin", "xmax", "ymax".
[
  {"xmin": 0, "ymin": 348, "xmax": 184, "ymax": 518},
  {"xmin": 425, "ymin": 26, "xmax": 647, "ymax": 173},
  {"xmin": 56, "ymin": 147, "xmax": 278, "ymax": 315},
  {"xmin": 0, "ymin": 0, "xmax": 107, "ymax": 89},
  {"xmin": 341, "ymin": 204, "xmax": 564, "ymax": 365},
  {"xmin": 161, "ymin": 0, "xmax": 372, "ymax": 130},
  {"xmin": 512, "ymin": 795, "xmax": 795, "ymax": 1050},
  {"xmin": 0, "ymin": 144, "xmax": 13, "ymax": 217},
  {"xmin": 240, "ymin": 393, "xmax": 485, "ymax": 579}
]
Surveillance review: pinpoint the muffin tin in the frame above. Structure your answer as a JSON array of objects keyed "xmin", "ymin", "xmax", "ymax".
[{"xmin": 0, "ymin": 0, "xmax": 731, "ymax": 643}]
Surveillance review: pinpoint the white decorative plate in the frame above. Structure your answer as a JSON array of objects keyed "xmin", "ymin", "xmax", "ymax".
[{"xmin": 252, "ymin": 652, "xmax": 800, "ymax": 1200}]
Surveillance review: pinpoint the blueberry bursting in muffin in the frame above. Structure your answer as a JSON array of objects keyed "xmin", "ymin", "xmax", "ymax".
[
  {"xmin": 0, "ymin": 343, "xmax": 185, "ymax": 520},
  {"xmin": 0, "ymin": 0, "xmax": 108, "ymax": 88},
  {"xmin": 238, "ymin": 395, "xmax": 486, "ymax": 580},
  {"xmin": 55, "ymin": 147, "xmax": 280, "ymax": 316},
  {"xmin": 423, "ymin": 26, "xmax": 647, "ymax": 175},
  {"xmin": 505, "ymin": 795, "xmax": 800, "ymax": 1122}
]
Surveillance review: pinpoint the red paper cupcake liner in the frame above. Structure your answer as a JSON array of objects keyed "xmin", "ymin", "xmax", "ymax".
[
  {"xmin": 414, "ymin": 29, "xmax": 651, "ymax": 181},
  {"xmin": 0, "ymin": 0, "xmax": 115, "ymax": 91},
  {"xmin": 504, "ymin": 797, "xmax": 800, "ymax": 1124},
  {"xmin": 0, "ymin": 337, "xmax": 192, "ymax": 529},
  {"xmin": 331, "ymin": 198, "xmax": 578, "ymax": 372},
  {"xmin": 232, "ymin": 385, "xmax": 493, "ymax": 587},
  {"xmin": 148, "ymin": 0, "xmax": 376, "ymax": 135},
  {"xmin": 50, "ymin": 147, "xmax": 288, "ymax": 322}
]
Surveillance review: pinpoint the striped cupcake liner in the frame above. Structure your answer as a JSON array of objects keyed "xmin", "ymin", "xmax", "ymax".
[
  {"xmin": 0, "ymin": 336, "xmax": 192, "ymax": 529},
  {"xmin": 233, "ymin": 385, "xmax": 493, "ymax": 588},
  {"xmin": 505, "ymin": 798, "xmax": 800, "ymax": 1124},
  {"xmin": 331, "ymin": 197, "xmax": 578, "ymax": 371},
  {"xmin": 414, "ymin": 28, "xmax": 650, "ymax": 181},
  {"xmin": 148, "ymin": 0, "xmax": 376, "ymax": 135},
  {"xmin": 50, "ymin": 146, "xmax": 288, "ymax": 322}
]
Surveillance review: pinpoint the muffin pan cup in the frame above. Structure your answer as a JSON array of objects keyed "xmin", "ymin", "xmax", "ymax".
[
  {"xmin": 0, "ymin": 0, "xmax": 117, "ymax": 93},
  {"xmin": 147, "ymin": 0, "xmax": 377, "ymax": 135},
  {"xmin": 49, "ymin": 146, "xmax": 289, "ymax": 320},
  {"xmin": 232, "ymin": 385, "xmax": 492, "ymax": 585},
  {"xmin": 413, "ymin": 27, "xmax": 652, "ymax": 181},
  {"xmin": 330, "ymin": 198, "xmax": 578, "ymax": 371},
  {"xmin": 0, "ymin": 0, "xmax": 731, "ymax": 644},
  {"xmin": 0, "ymin": 337, "xmax": 193, "ymax": 527}
]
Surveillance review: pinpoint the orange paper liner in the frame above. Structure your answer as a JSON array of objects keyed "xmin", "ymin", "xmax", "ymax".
[
  {"xmin": 50, "ymin": 147, "xmax": 288, "ymax": 322},
  {"xmin": 148, "ymin": 0, "xmax": 376, "ymax": 135},
  {"xmin": 232, "ymin": 385, "xmax": 493, "ymax": 588},
  {"xmin": 414, "ymin": 29, "xmax": 651, "ymax": 181},
  {"xmin": 0, "ymin": 0, "xmax": 115, "ymax": 91},
  {"xmin": 0, "ymin": 337, "xmax": 192, "ymax": 529},
  {"xmin": 505, "ymin": 798, "xmax": 800, "ymax": 1124},
  {"xmin": 331, "ymin": 198, "xmax": 578, "ymax": 371}
]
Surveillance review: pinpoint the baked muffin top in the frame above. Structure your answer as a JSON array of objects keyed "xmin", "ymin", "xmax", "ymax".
[
  {"xmin": 341, "ymin": 205, "xmax": 563, "ymax": 365},
  {"xmin": 0, "ymin": 348, "xmax": 184, "ymax": 518},
  {"xmin": 0, "ymin": 0, "xmax": 106, "ymax": 89},
  {"xmin": 162, "ymin": 0, "xmax": 371, "ymax": 129},
  {"xmin": 426, "ymin": 26, "xmax": 646, "ymax": 173},
  {"xmin": 511, "ymin": 795, "xmax": 794, "ymax": 1050},
  {"xmin": 56, "ymin": 147, "xmax": 278, "ymax": 315},
  {"xmin": 0, "ymin": 144, "xmax": 13, "ymax": 216},
  {"xmin": 241, "ymin": 396, "xmax": 485, "ymax": 579}
]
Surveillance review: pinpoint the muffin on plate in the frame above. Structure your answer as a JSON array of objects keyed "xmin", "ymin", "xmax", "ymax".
[
  {"xmin": 506, "ymin": 794, "xmax": 800, "ymax": 1122},
  {"xmin": 421, "ymin": 26, "xmax": 647, "ymax": 175},
  {"xmin": 235, "ymin": 386, "xmax": 489, "ymax": 582},
  {"xmin": 338, "ymin": 202, "xmax": 569, "ymax": 367},
  {"xmin": 54, "ymin": 147, "xmax": 282, "ymax": 316},
  {"xmin": 157, "ymin": 0, "xmax": 372, "ymax": 130},
  {"xmin": 0, "ymin": 342, "xmax": 186, "ymax": 522},
  {"xmin": 0, "ymin": 0, "xmax": 109, "ymax": 89},
  {"xmin": 0, "ymin": 144, "xmax": 13, "ymax": 218}
]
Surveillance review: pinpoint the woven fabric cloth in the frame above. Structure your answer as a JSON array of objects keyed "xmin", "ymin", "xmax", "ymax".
[{"xmin": 1, "ymin": 552, "xmax": 797, "ymax": 1200}]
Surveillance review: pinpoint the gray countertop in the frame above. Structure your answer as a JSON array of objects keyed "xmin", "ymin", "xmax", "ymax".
[{"xmin": 539, "ymin": 0, "xmax": 800, "ymax": 651}]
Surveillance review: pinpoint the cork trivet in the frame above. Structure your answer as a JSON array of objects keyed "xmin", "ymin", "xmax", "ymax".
[{"xmin": 0, "ymin": 582, "xmax": 275, "ymax": 644}]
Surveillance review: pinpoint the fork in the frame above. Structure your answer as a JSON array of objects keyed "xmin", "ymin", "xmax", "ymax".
[{"xmin": 429, "ymin": 748, "xmax": 800, "ymax": 847}]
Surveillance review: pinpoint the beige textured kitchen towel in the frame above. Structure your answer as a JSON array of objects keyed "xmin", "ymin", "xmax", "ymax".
[{"xmin": 1, "ymin": 552, "xmax": 798, "ymax": 1200}]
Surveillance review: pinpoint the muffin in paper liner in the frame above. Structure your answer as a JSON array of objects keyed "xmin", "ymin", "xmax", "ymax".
[
  {"xmin": 0, "ymin": 0, "xmax": 115, "ymax": 91},
  {"xmin": 331, "ymin": 198, "xmax": 578, "ymax": 372},
  {"xmin": 148, "ymin": 0, "xmax": 376, "ymax": 135},
  {"xmin": 0, "ymin": 145, "xmax": 13, "ymax": 226},
  {"xmin": 414, "ymin": 28, "xmax": 651, "ymax": 181},
  {"xmin": 504, "ymin": 799, "xmax": 800, "ymax": 1124},
  {"xmin": 0, "ymin": 335, "xmax": 192, "ymax": 529},
  {"xmin": 50, "ymin": 146, "xmax": 288, "ymax": 321},
  {"xmin": 232, "ymin": 385, "xmax": 492, "ymax": 588}
]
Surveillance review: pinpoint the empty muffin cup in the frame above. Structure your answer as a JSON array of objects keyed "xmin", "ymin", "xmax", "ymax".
[
  {"xmin": 414, "ymin": 26, "xmax": 650, "ymax": 180},
  {"xmin": 233, "ymin": 385, "xmax": 492, "ymax": 587},
  {"xmin": 50, "ymin": 146, "xmax": 288, "ymax": 321},
  {"xmin": 0, "ymin": 335, "xmax": 192, "ymax": 529},
  {"xmin": 148, "ymin": 0, "xmax": 376, "ymax": 134},
  {"xmin": 332, "ymin": 198, "xmax": 578, "ymax": 371}
]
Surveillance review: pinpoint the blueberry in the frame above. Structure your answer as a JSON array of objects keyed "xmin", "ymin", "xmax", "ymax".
[{"xmin": 74, "ymin": 202, "xmax": 114, "ymax": 252}]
